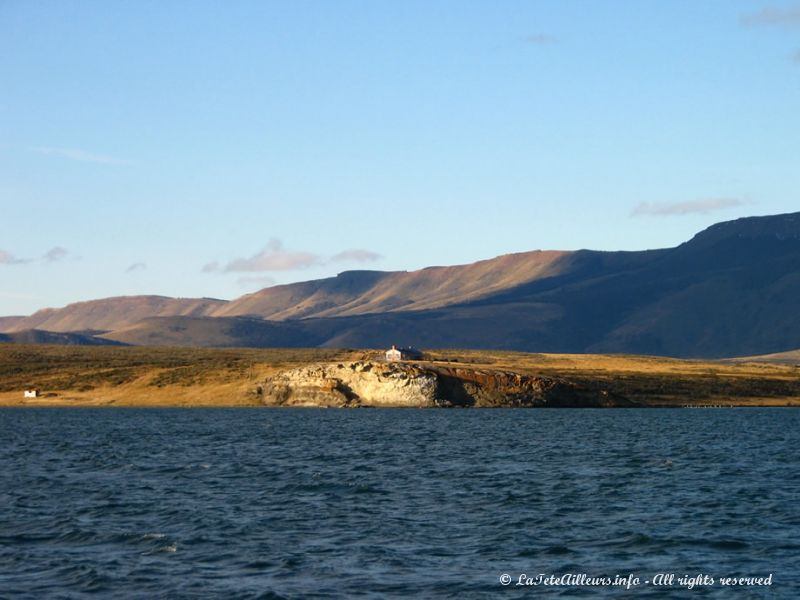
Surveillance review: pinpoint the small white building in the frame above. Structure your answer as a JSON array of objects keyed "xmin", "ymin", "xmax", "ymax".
[
  {"xmin": 24, "ymin": 389, "xmax": 39, "ymax": 398},
  {"xmin": 385, "ymin": 345, "xmax": 403, "ymax": 361},
  {"xmin": 385, "ymin": 345, "xmax": 423, "ymax": 362}
]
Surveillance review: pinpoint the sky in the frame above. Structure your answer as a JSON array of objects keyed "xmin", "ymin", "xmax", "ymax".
[{"xmin": 1, "ymin": 0, "xmax": 799, "ymax": 316}]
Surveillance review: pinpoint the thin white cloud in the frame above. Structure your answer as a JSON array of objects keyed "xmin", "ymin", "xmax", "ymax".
[
  {"xmin": 1, "ymin": 246, "xmax": 75, "ymax": 265},
  {"xmin": 42, "ymin": 246, "xmax": 68, "ymax": 262},
  {"xmin": 631, "ymin": 198, "xmax": 745, "ymax": 217},
  {"xmin": 222, "ymin": 239, "xmax": 320, "ymax": 273},
  {"xmin": 34, "ymin": 146, "xmax": 134, "ymax": 166},
  {"xmin": 524, "ymin": 33, "xmax": 556, "ymax": 45},
  {"xmin": 126, "ymin": 262, "xmax": 147, "ymax": 273},
  {"xmin": 236, "ymin": 275, "xmax": 276, "ymax": 289},
  {"xmin": 0, "ymin": 250, "xmax": 30, "ymax": 265},
  {"xmin": 742, "ymin": 6, "xmax": 800, "ymax": 28},
  {"xmin": 330, "ymin": 249, "xmax": 383, "ymax": 263},
  {"xmin": 792, "ymin": 48, "xmax": 800, "ymax": 63},
  {"xmin": 205, "ymin": 241, "xmax": 385, "ymax": 275}
]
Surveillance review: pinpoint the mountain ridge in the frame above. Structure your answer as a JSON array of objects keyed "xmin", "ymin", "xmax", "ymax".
[{"xmin": 3, "ymin": 212, "xmax": 800, "ymax": 358}]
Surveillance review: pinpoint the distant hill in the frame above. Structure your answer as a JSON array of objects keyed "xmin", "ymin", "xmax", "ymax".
[
  {"xmin": 99, "ymin": 316, "xmax": 323, "ymax": 348},
  {"xmin": 0, "ymin": 316, "xmax": 25, "ymax": 331},
  {"xmin": 729, "ymin": 349, "xmax": 800, "ymax": 364},
  {"xmin": 0, "ymin": 329, "xmax": 126, "ymax": 346},
  {"xmin": 0, "ymin": 252, "xmax": 570, "ymax": 332},
  {"xmin": 1, "ymin": 296, "xmax": 226, "ymax": 334},
  {"xmin": 4, "ymin": 212, "xmax": 800, "ymax": 358}
]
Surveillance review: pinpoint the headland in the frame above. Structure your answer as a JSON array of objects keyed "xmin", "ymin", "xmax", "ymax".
[{"xmin": 1, "ymin": 345, "xmax": 799, "ymax": 407}]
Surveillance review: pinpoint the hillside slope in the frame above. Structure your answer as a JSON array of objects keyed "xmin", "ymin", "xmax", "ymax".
[
  {"xmin": 4, "ymin": 212, "xmax": 800, "ymax": 358},
  {"xmin": 211, "ymin": 250, "xmax": 571, "ymax": 319},
  {"xmin": 2, "ymin": 252, "xmax": 572, "ymax": 332},
  {"xmin": 0, "ymin": 330, "xmax": 126, "ymax": 346},
  {"xmin": 3, "ymin": 296, "xmax": 227, "ymax": 334},
  {"xmin": 318, "ymin": 212, "xmax": 800, "ymax": 357},
  {"xmin": 100, "ymin": 316, "xmax": 324, "ymax": 348},
  {"xmin": 0, "ymin": 317, "xmax": 24, "ymax": 331},
  {"xmin": 95, "ymin": 213, "xmax": 800, "ymax": 357}
]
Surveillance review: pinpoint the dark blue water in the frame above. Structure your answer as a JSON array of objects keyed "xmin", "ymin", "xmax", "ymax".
[{"xmin": 1, "ymin": 408, "xmax": 798, "ymax": 598}]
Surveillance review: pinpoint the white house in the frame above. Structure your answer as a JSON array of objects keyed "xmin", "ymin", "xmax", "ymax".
[
  {"xmin": 385, "ymin": 345, "xmax": 403, "ymax": 361},
  {"xmin": 385, "ymin": 346, "xmax": 423, "ymax": 361},
  {"xmin": 24, "ymin": 389, "xmax": 39, "ymax": 398}
]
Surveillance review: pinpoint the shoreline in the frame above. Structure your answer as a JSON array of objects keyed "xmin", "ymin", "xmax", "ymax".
[
  {"xmin": 4, "ymin": 403, "xmax": 800, "ymax": 408},
  {"xmin": 3, "ymin": 391, "xmax": 800, "ymax": 408}
]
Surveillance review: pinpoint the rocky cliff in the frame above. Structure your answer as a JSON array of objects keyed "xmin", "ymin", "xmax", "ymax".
[{"xmin": 258, "ymin": 361, "xmax": 635, "ymax": 408}]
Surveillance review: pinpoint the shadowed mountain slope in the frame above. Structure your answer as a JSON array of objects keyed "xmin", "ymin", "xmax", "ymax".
[
  {"xmin": 100, "ymin": 316, "xmax": 324, "ymax": 348},
  {"xmin": 0, "ymin": 329, "xmax": 127, "ymax": 346}
]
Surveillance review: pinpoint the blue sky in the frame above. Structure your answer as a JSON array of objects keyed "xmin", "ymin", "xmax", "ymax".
[{"xmin": 1, "ymin": 0, "xmax": 799, "ymax": 316}]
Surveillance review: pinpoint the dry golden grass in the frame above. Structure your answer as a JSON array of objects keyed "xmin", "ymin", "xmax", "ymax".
[
  {"xmin": 421, "ymin": 349, "xmax": 800, "ymax": 406},
  {"xmin": 1, "ymin": 344, "xmax": 799, "ymax": 407},
  {"xmin": 0, "ymin": 345, "xmax": 362, "ymax": 406}
]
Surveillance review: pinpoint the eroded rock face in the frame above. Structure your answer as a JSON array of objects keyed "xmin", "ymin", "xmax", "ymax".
[
  {"xmin": 258, "ymin": 361, "xmax": 633, "ymax": 408},
  {"xmin": 260, "ymin": 361, "xmax": 440, "ymax": 407}
]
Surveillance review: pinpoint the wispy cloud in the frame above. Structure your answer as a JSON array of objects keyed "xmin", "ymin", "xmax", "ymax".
[
  {"xmin": 126, "ymin": 262, "xmax": 147, "ymax": 273},
  {"xmin": 330, "ymin": 249, "xmax": 383, "ymax": 263},
  {"xmin": 631, "ymin": 198, "xmax": 745, "ymax": 217},
  {"xmin": 792, "ymin": 48, "xmax": 800, "ymax": 63},
  {"xmin": 207, "ymin": 239, "xmax": 320, "ymax": 273},
  {"xmin": 524, "ymin": 33, "xmax": 556, "ymax": 45},
  {"xmin": 1, "ymin": 246, "xmax": 74, "ymax": 265},
  {"xmin": 0, "ymin": 250, "xmax": 29, "ymax": 265},
  {"xmin": 42, "ymin": 246, "xmax": 68, "ymax": 262},
  {"xmin": 205, "ymin": 241, "xmax": 385, "ymax": 274},
  {"xmin": 742, "ymin": 5, "xmax": 800, "ymax": 29},
  {"xmin": 34, "ymin": 146, "xmax": 134, "ymax": 166},
  {"xmin": 236, "ymin": 275, "xmax": 276, "ymax": 289}
]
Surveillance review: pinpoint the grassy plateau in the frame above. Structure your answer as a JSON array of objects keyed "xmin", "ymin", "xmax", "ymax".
[{"xmin": 1, "ymin": 344, "xmax": 799, "ymax": 407}]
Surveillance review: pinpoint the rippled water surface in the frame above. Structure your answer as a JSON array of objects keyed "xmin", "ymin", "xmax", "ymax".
[{"xmin": 1, "ymin": 408, "xmax": 798, "ymax": 598}]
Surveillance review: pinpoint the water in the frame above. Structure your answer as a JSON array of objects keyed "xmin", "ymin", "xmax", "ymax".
[{"xmin": 1, "ymin": 408, "xmax": 798, "ymax": 599}]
